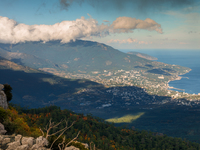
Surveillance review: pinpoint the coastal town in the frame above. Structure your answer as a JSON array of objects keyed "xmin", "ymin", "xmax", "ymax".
[
  {"xmin": 46, "ymin": 66, "xmax": 200, "ymax": 111},
  {"xmin": 63, "ymin": 68, "xmax": 200, "ymax": 99}
]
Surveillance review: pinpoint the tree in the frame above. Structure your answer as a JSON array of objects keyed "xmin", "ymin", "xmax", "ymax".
[
  {"xmin": 3, "ymin": 84, "xmax": 12, "ymax": 102},
  {"xmin": 39, "ymin": 118, "xmax": 80, "ymax": 150}
]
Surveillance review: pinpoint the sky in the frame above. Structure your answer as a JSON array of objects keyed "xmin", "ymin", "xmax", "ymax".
[{"xmin": 0, "ymin": 0, "xmax": 199, "ymax": 50}]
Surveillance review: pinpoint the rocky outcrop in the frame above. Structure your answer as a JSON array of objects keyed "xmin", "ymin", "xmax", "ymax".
[
  {"xmin": 0, "ymin": 134, "xmax": 50, "ymax": 150},
  {"xmin": 0, "ymin": 134, "xmax": 89, "ymax": 150},
  {"xmin": 0, "ymin": 84, "xmax": 8, "ymax": 109},
  {"xmin": 0, "ymin": 123, "xmax": 6, "ymax": 135}
]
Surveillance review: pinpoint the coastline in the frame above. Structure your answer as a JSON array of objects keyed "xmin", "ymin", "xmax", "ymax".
[{"xmin": 167, "ymin": 69, "xmax": 192, "ymax": 93}]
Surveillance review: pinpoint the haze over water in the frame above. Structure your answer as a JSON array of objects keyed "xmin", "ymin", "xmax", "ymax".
[{"xmin": 121, "ymin": 49, "xmax": 200, "ymax": 94}]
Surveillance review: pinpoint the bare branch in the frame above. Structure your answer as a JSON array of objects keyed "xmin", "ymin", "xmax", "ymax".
[
  {"xmin": 65, "ymin": 131, "xmax": 81, "ymax": 148},
  {"xmin": 90, "ymin": 141, "xmax": 96, "ymax": 150},
  {"xmin": 50, "ymin": 121, "xmax": 76, "ymax": 149},
  {"xmin": 49, "ymin": 120, "xmax": 75, "ymax": 137},
  {"xmin": 45, "ymin": 119, "xmax": 64, "ymax": 139},
  {"xmin": 41, "ymin": 118, "xmax": 78, "ymax": 150},
  {"xmin": 58, "ymin": 136, "xmax": 65, "ymax": 150},
  {"xmin": 39, "ymin": 127, "xmax": 44, "ymax": 136}
]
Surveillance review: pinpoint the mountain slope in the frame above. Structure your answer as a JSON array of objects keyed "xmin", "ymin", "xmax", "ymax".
[
  {"xmin": 0, "ymin": 40, "xmax": 190, "ymax": 84},
  {"xmin": 0, "ymin": 40, "xmax": 154, "ymax": 73},
  {"xmin": 0, "ymin": 40, "xmax": 191, "ymax": 99},
  {"xmin": 0, "ymin": 48, "xmax": 56, "ymax": 69},
  {"xmin": 127, "ymin": 51, "xmax": 157, "ymax": 60},
  {"xmin": 0, "ymin": 58, "xmax": 103, "ymax": 108},
  {"xmin": 12, "ymin": 105, "xmax": 200, "ymax": 150}
]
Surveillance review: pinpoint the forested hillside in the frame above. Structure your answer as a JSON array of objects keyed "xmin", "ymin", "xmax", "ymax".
[{"xmin": 2, "ymin": 105, "xmax": 199, "ymax": 150}]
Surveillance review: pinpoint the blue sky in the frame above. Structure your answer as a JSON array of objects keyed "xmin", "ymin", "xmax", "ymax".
[{"xmin": 0, "ymin": 0, "xmax": 199, "ymax": 49}]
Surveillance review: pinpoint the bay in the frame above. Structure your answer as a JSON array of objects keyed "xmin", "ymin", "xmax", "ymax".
[{"xmin": 120, "ymin": 49, "xmax": 200, "ymax": 94}]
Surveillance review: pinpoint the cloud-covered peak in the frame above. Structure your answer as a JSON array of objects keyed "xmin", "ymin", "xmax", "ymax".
[{"xmin": 0, "ymin": 16, "xmax": 109, "ymax": 44}]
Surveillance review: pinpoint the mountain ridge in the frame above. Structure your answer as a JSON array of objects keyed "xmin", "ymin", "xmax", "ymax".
[{"xmin": 0, "ymin": 40, "xmax": 152, "ymax": 73}]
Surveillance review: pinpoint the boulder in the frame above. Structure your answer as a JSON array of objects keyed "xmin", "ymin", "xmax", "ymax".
[
  {"xmin": 31, "ymin": 136, "xmax": 48, "ymax": 150},
  {"xmin": 21, "ymin": 137, "xmax": 35, "ymax": 147},
  {"xmin": 16, "ymin": 145, "xmax": 29, "ymax": 150},
  {"xmin": 35, "ymin": 136, "xmax": 48, "ymax": 147},
  {"xmin": 0, "ymin": 123, "xmax": 6, "ymax": 135},
  {"xmin": 31, "ymin": 144, "xmax": 49, "ymax": 150},
  {"xmin": 0, "ymin": 135, "xmax": 4, "ymax": 143},
  {"xmin": 14, "ymin": 135, "xmax": 22, "ymax": 142},
  {"xmin": 2, "ymin": 138, "xmax": 10, "ymax": 145},
  {"xmin": 6, "ymin": 141, "xmax": 20, "ymax": 150},
  {"xmin": 0, "ymin": 135, "xmax": 50, "ymax": 150}
]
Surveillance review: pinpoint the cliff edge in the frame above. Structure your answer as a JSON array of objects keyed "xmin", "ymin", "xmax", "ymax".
[{"xmin": 0, "ymin": 84, "xmax": 8, "ymax": 109}]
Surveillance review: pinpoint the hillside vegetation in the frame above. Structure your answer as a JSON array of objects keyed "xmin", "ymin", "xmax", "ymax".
[{"xmin": 1, "ymin": 105, "xmax": 200, "ymax": 150}]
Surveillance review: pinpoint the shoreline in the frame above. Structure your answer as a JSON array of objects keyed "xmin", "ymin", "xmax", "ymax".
[{"xmin": 167, "ymin": 69, "xmax": 191, "ymax": 93}]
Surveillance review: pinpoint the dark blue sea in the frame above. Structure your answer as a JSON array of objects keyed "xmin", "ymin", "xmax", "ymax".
[{"xmin": 121, "ymin": 49, "xmax": 200, "ymax": 94}]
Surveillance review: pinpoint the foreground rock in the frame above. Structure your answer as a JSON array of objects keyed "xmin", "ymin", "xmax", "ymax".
[
  {"xmin": 0, "ymin": 134, "xmax": 50, "ymax": 150},
  {"xmin": 0, "ymin": 134, "xmax": 91, "ymax": 150},
  {"xmin": 0, "ymin": 123, "xmax": 6, "ymax": 135},
  {"xmin": 0, "ymin": 84, "xmax": 8, "ymax": 109}
]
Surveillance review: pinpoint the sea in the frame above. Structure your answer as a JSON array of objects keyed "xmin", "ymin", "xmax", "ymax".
[{"xmin": 120, "ymin": 49, "xmax": 200, "ymax": 94}]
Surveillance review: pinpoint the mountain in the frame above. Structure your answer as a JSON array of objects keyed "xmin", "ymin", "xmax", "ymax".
[
  {"xmin": 0, "ymin": 40, "xmax": 151, "ymax": 72},
  {"xmin": 0, "ymin": 40, "xmax": 190, "ymax": 89},
  {"xmin": 0, "ymin": 40, "xmax": 183, "ymax": 74},
  {"xmin": 0, "ymin": 58, "xmax": 103, "ymax": 108},
  {"xmin": 0, "ymin": 47, "xmax": 56, "ymax": 69},
  {"xmin": 127, "ymin": 51, "xmax": 157, "ymax": 60},
  {"xmin": 0, "ymin": 40, "xmax": 192, "ymax": 107}
]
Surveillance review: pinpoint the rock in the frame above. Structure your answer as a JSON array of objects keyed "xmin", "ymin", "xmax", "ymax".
[
  {"xmin": 31, "ymin": 136, "xmax": 48, "ymax": 150},
  {"xmin": 15, "ymin": 134, "xmax": 22, "ymax": 142},
  {"xmin": 36, "ymin": 147, "xmax": 50, "ymax": 150},
  {"xmin": 31, "ymin": 144, "xmax": 49, "ymax": 150},
  {"xmin": 0, "ymin": 84, "xmax": 8, "ymax": 109},
  {"xmin": 16, "ymin": 144, "xmax": 29, "ymax": 150},
  {"xmin": 0, "ymin": 123, "xmax": 7, "ymax": 135},
  {"xmin": 0, "ymin": 135, "xmax": 50, "ymax": 150},
  {"xmin": 2, "ymin": 138, "xmax": 10, "ymax": 145},
  {"xmin": 35, "ymin": 136, "xmax": 48, "ymax": 147},
  {"xmin": 0, "ymin": 135, "xmax": 4, "ymax": 143},
  {"xmin": 21, "ymin": 137, "xmax": 35, "ymax": 147},
  {"xmin": 64, "ymin": 146, "xmax": 80, "ymax": 150},
  {"xmin": 6, "ymin": 141, "xmax": 20, "ymax": 150}
]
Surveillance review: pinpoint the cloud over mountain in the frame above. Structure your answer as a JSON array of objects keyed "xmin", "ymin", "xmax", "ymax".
[
  {"xmin": 112, "ymin": 17, "xmax": 162, "ymax": 33},
  {"xmin": 0, "ymin": 16, "xmax": 108, "ymax": 44},
  {"xmin": 0, "ymin": 16, "xmax": 162, "ymax": 44}
]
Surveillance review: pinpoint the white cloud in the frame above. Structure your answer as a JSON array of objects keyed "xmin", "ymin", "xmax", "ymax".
[
  {"xmin": 0, "ymin": 16, "xmax": 162, "ymax": 44},
  {"xmin": 111, "ymin": 17, "xmax": 163, "ymax": 33},
  {"xmin": 0, "ymin": 16, "xmax": 108, "ymax": 44}
]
